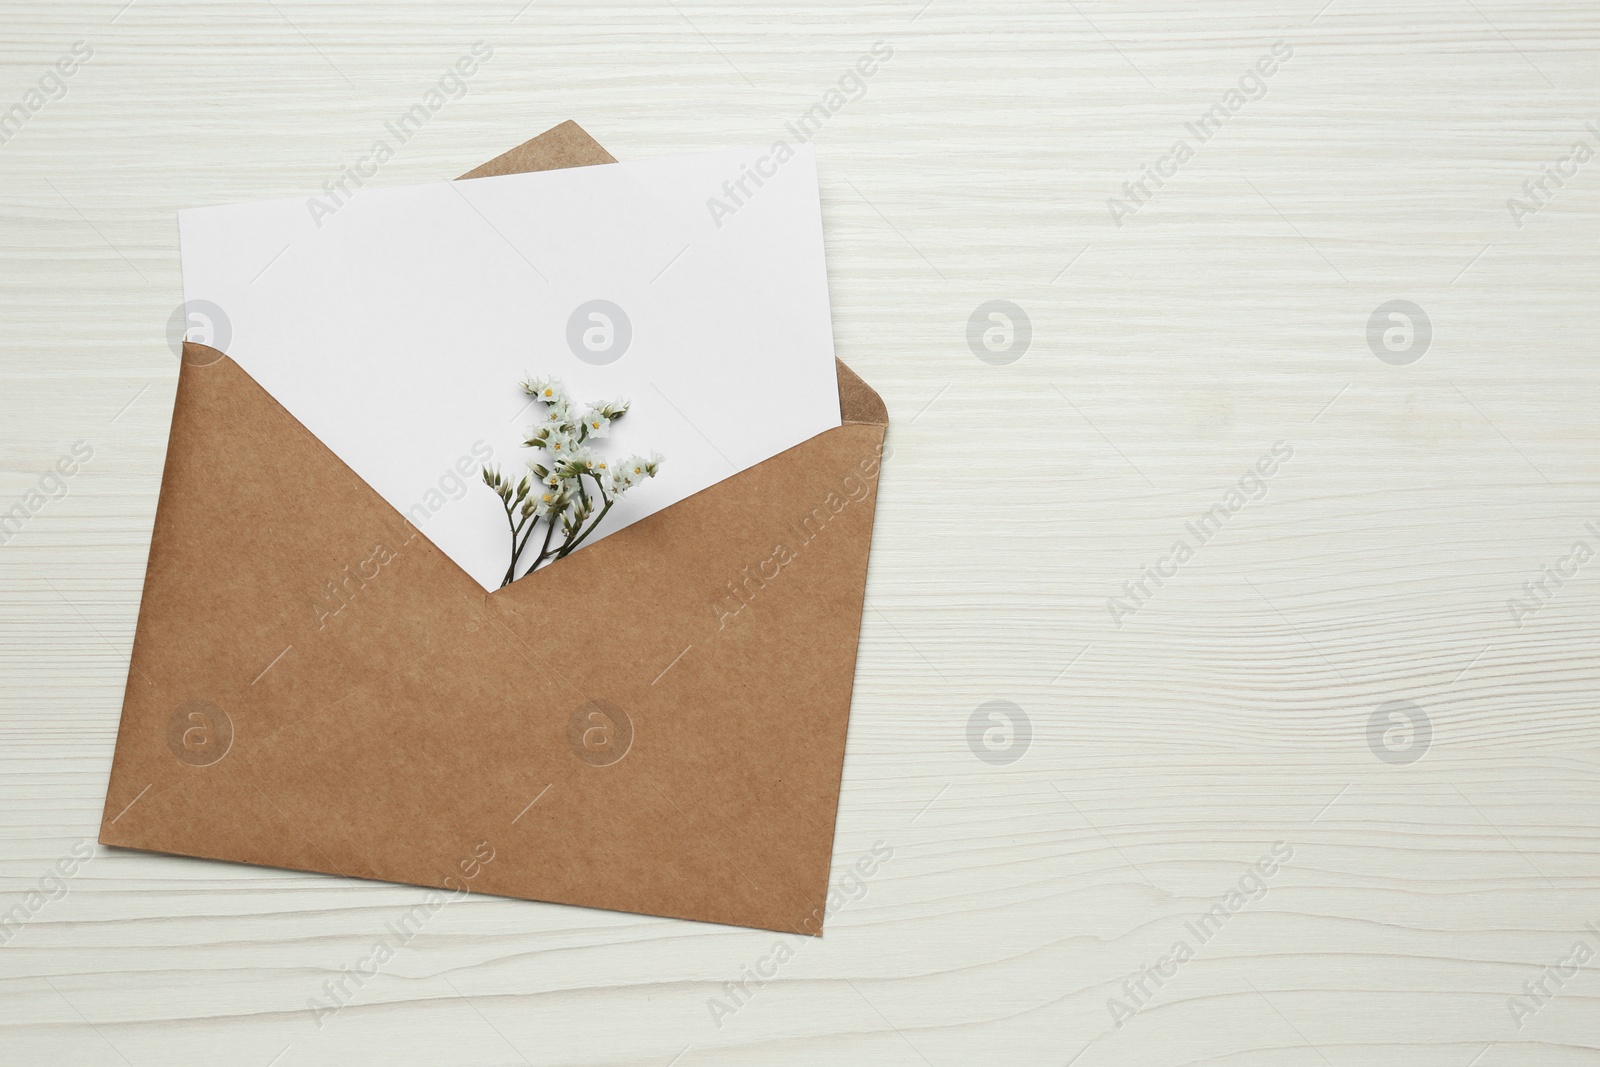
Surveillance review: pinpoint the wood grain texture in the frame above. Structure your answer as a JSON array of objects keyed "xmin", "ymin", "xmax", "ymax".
[{"xmin": 3, "ymin": 0, "xmax": 1599, "ymax": 1063}]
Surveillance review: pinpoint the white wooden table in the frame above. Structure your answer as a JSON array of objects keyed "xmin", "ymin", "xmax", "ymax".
[{"xmin": 4, "ymin": 1, "xmax": 1599, "ymax": 1063}]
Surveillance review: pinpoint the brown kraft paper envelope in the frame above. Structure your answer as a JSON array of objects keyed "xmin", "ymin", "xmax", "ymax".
[{"xmin": 98, "ymin": 121, "xmax": 889, "ymax": 935}]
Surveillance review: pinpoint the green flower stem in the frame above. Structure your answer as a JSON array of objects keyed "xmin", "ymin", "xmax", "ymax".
[
  {"xmin": 500, "ymin": 500, "xmax": 524, "ymax": 587},
  {"xmin": 553, "ymin": 517, "xmax": 580, "ymax": 559},
  {"xmin": 528, "ymin": 518, "xmax": 559, "ymax": 575},
  {"xmin": 507, "ymin": 511, "xmax": 550, "ymax": 586},
  {"xmin": 557, "ymin": 500, "xmax": 612, "ymax": 558},
  {"xmin": 556, "ymin": 475, "xmax": 614, "ymax": 559}
]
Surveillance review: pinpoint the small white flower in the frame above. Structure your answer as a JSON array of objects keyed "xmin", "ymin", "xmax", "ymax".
[
  {"xmin": 543, "ymin": 430, "xmax": 576, "ymax": 462},
  {"xmin": 580, "ymin": 407, "xmax": 611, "ymax": 439},
  {"xmin": 543, "ymin": 398, "xmax": 575, "ymax": 429},
  {"xmin": 523, "ymin": 376, "xmax": 565, "ymax": 405},
  {"xmin": 619, "ymin": 453, "xmax": 663, "ymax": 482},
  {"xmin": 533, "ymin": 484, "xmax": 573, "ymax": 518}
]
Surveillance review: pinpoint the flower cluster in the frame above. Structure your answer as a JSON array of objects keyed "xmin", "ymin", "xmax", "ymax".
[{"xmin": 483, "ymin": 377, "xmax": 662, "ymax": 586}]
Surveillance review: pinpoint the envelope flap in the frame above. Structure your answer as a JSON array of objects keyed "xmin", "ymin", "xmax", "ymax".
[
  {"xmin": 836, "ymin": 357, "xmax": 888, "ymax": 425},
  {"xmin": 456, "ymin": 119, "xmax": 618, "ymax": 180}
]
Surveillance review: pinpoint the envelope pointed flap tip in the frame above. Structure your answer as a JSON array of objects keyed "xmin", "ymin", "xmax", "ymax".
[
  {"xmin": 456, "ymin": 119, "xmax": 618, "ymax": 180},
  {"xmin": 835, "ymin": 358, "xmax": 887, "ymax": 425}
]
